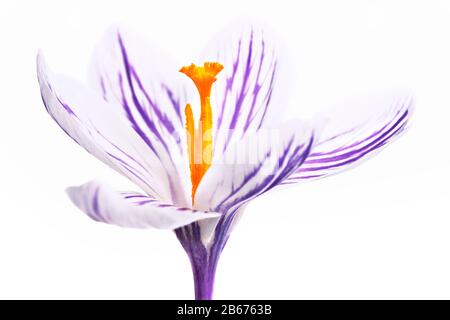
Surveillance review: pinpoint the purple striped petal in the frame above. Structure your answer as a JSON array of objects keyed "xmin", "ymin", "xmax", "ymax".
[
  {"xmin": 194, "ymin": 120, "xmax": 314, "ymax": 214},
  {"xmin": 67, "ymin": 181, "xmax": 220, "ymax": 229},
  {"xmin": 283, "ymin": 92, "xmax": 414, "ymax": 184},
  {"xmin": 89, "ymin": 27, "xmax": 186, "ymax": 153},
  {"xmin": 88, "ymin": 27, "xmax": 193, "ymax": 206},
  {"xmin": 203, "ymin": 24, "xmax": 285, "ymax": 154},
  {"xmin": 37, "ymin": 53, "xmax": 190, "ymax": 205}
]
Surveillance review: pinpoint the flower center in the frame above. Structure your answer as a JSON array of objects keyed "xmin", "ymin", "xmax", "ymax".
[{"xmin": 180, "ymin": 62, "xmax": 224, "ymax": 203}]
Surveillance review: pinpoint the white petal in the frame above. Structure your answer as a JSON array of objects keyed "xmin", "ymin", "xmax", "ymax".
[
  {"xmin": 283, "ymin": 92, "xmax": 414, "ymax": 184},
  {"xmin": 202, "ymin": 22, "xmax": 290, "ymax": 155},
  {"xmin": 66, "ymin": 181, "xmax": 220, "ymax": 230},
  {"xmin": 88, "ymin": 27, "xmax": 192, "ymax": 205},
  {"xmin": 37, "ymin": 52, "xmax": 190, "ymax": 206},
  {"xmin": 194, "ymin": 120, "xmax": 314, "ymax": 213}
]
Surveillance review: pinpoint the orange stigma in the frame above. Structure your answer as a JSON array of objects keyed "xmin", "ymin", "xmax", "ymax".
[{"xmin": 180, "ymin": 62, "xmax": 224, "ymax": 203}]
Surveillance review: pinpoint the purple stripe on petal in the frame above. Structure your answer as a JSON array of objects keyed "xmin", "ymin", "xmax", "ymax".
[
  {"xmin": 162, "ymin": 84, "xmax": 183, "ymax": 125},
  {"xmin": 212, "ymin": 27, "xmax": 280, "ymax": 154},
  {"xmin": 130, "ymin": 66, "xmax": 177, "ymax": 137},
  {"xmin": 106, "ymin": 151, "xmax": 159, "ymax": 195},
  {"xmin": 118, "ymin": 72, "xmax": 159, "ymax": 157},
  {"xmin": 309, "ymin": 108, "xmax": 403, "ymax": 157},
  {"xmin": 100, "ymin": 76, "xmax": 107, "ymax": 100},
  {"xmin": 54, "ymin": 95, "xmax": 81, "ymax": 121},
  {"xmin": 94, "ymin": 127, "xmax": 153, "ymax": 176},
  {"xmin": 214, "ymin": 150, "xmax": 272, "ymax": 211},
  {"xmin": 267, "ymin": 138, "xmax": 313, "ymax": 189},
  {"xmin": 256, "ymin": 62, "xmax": 277, "ymax": 130},
  {"xmin": 215, "ymin": 134, "xmax": 313, "ymax": 214},
  {"xmin": 243, "ymin": 37, "xmax": 268, "ymax": 132},
  {"xmin": 300, "ymin": 120, "xmax": 407, "ymax": 173},
  {"xmin": 305, "ymin": 109, "xmax": 407, "ymax": 164},
  {"xmin": 118, "ymin": 34, "xmax": 172, "ymax": 156},
  {"xmin": 283, "ymin": 96, "xmax": 413, "ymax": 184},
  {"xmin": 216, "ymin": 39, "xmax": 242, "ymax": 135},
  {"xmin": 117, "ymin": 34, "xmax": 186, "ymax": 202},
  {"xmin": 90, "ymin": 186, "xmax": 102, "ymax": 221},
  {"xmin": 301, "ymin": 109, "xmax": 408, "ymax": 172},
  {"xmin": 134, "ymin": 199, "xmax": 157, "ymax": 205},
  {"xmin": 123, "ymin": 194, "xmax": 148, "ymax": 199},
  {"xmin": 229, "ymin": 30, "xmax": 254, "ymax": 131}
]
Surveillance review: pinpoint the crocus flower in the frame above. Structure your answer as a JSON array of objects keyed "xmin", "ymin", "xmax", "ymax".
[{"xmin": 37, "ymin": 23, "xmax": 413, "ymax": 300}]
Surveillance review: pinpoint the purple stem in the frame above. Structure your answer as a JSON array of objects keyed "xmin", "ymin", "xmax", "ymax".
[
  {"xmin": 190, "ymin": 253, "xmax": 216, "ymax": 300},
  {"xmin": 175, "ymin": 220, "xmax": 228, "ymax": 300}
]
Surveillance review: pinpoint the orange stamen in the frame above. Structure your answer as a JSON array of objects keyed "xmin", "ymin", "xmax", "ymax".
[{"xmin": 180, "ymin": 62, "xmax": 224, "ymax": 203}]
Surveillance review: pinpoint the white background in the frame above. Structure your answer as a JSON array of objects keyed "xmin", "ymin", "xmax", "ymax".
[{"xmin": 0, "ymin": 0, "xmax": 449, "ymax": 299}]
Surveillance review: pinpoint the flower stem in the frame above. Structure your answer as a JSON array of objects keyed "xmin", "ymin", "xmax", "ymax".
[
  {"xmin": 192, "ymin": 260, "xmax": 215, "ymax": 300},
  {"xmin": 175, "ymin": 224, "xmax": 224, "ymax": 300},
  {"xmin": 188, "ymin": 247, "xmax": 219, "ymax": 300}
]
